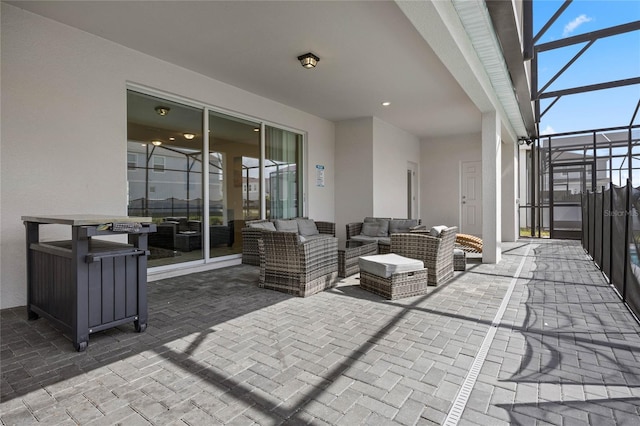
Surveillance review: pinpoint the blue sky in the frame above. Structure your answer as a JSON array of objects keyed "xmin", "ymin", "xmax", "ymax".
[{"xmin": 533, "ymin": 0, "xmax": 640, "ymax": 135}]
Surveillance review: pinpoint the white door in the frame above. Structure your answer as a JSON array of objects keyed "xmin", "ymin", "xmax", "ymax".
[{"xmin": 460, "ymin": 161, "xmax": 482, "ymax": 236}]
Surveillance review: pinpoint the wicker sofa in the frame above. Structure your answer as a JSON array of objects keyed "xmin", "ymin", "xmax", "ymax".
[
  {"xmin": 242, "ymin": 218, "xmax": 335, "ymax": 266},
  {"xmin": 346, "ymin": 217, "xmax": 421, "ymax": 254},
  {"xmin": 257, "ymin": 231, "xmax": 338, "ymax": 297},
  {"xmin": 390, "ymin": 226, "xmax": 458, "ymax": 286}
]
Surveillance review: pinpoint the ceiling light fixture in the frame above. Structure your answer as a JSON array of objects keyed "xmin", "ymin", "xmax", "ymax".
[
  {"xmin": 253, "ymin": 128, "xmax": 260, "ymax": 132},
  {"xmin": 169, "ymin": 137, "xmax": 176, "ymax": 141},
  {"xmin": 155, "ymin": 106, "xmax": 171, "ymax": 116},
  {"xmin": 183, "ymin": 133, "xmax": 196, "ymax": 140},
  {"xmin": 382, "ymin": 101, "xmax": 391, "ymax": 106},
  {"xmin": 297, "ymin": 52, "xmax": 320, "ymax": 69},
  {"xmin": 151, "ymin": 140, "xmax": 163, "ymax": 146}
]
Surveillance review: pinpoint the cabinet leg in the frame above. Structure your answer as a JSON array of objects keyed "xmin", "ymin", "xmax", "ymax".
[
  {"xmin": 135, "ymin": 320, "xmax": 147, "ymax": 333},
  {"xmin": 27, "ymin": 307, "xmax": 39, "ymax": 320},
  {"xmin": 75, "ymin": 340, "xmax": 88, "ymax": 352}
]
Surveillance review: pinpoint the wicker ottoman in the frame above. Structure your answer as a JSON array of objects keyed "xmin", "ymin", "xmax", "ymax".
[
  {"xmin": 453, "ymin": 248, "xmax": 466, "ymax": 271},
  {"xmin": 358, "ymin": 254, "xmax": 428, "ymax": 300}
]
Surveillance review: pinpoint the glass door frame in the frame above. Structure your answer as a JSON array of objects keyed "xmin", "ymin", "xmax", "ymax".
[{"xmin": 127, "ymin": 83, "xmax": 307, "ymax": 272}]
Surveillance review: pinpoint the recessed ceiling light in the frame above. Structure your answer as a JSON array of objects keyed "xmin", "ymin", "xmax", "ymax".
[
  {"xmin": 169, "ymin": 137, "xmax": 176, "ymax": 141},
  {"xmin": 151, "ymin": 140, "xmax": 162, "ymax": 146},
  {"xmin": 183, "ymin": 133, "xmax": 196, "ymax": 140},
  {"xmin": 382, "ymin": 101, "xmax": 391, "ymax": 106},
  {"xmin": 253, "ymin": 128, "xmax": 260, "ymax": 132}
]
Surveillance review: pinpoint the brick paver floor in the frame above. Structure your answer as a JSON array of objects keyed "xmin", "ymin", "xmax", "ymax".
[{"xmin": 1, "ymin": 239, "xmax": 639, "ymax": 425}]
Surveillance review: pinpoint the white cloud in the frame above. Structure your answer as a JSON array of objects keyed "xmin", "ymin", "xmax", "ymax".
[
  {"xmin": 563, "ymin": 14, "xmax": 593, "ymax": 37},
  {"xmin": 541, "ymin": 125, "xmax": 555, "ymax": 135}
]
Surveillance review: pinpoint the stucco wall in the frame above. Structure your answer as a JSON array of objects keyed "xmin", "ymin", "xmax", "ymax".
[
  {"xmin": 501, "ymin": 137, "xmax": 519, "ymax": 241},
  {"xmin": 334, "ymin": 117, "xmax": 420, "ymax": 240},
  {"xmin": 0, "ymin": 4, "xmax": 335, "ymax": 309},
  {"xmin": 372, "ymin": 117, "xmax": 420, "ymax": 218},
  {"xmin": 420, "ymin": 133, "xmax": 482, "ymax": 228},
  {"xmin": 335, "ymin": 118, "xmax": 374, "ymax": 241}
]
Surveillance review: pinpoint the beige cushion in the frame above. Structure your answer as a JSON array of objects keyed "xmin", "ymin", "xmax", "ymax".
[
  {"xmin": 274, "ymin": 219, "xmax": 298, "ymax": 233},
  {"xmin": 389, "ymin": 219, "xmax": 419, "ymax": 234},
  {"xmin": 359, "ymin": 254, "xmax": 424, "ymax": 278},
  {"xmin": 248, "ymin": 221, "xmax": 276, "ymax": 231},
  {"xmin": 430, "ymin": 225, "xmax": 448, "ymax": 237},
  {"xmin": 361, "ymin": 218, "xmax": 389, "ymax": 237},
  {"xmin": 296, "ymin": 218, "xmax": 319, "ymax": 236}
]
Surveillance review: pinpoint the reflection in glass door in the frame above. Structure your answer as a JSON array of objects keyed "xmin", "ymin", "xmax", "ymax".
[
  {"xmin": 208, "ymin": 111, "xmax": 261, "ymax": 257},
  {"xmin": 550, "ymin": 162, "xmax": 593, "ymax": 239},
  {"xmin": 128, "ymin": 89, "xmax": 305, "ymax": 266},
  {"xmin": 127, "ymin": 91, "xmax": 204, "ymax": 267},
  {"xmin": 266, "ymin": 126, "xmax": 303, "ymax": 219}
]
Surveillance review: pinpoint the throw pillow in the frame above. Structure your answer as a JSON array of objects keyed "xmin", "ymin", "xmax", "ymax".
[
  {"xmin": 361, "ymin": 222, "xmax": 381, "ymax": 237},
  {"xmin": 297, "ymin": 218, "xmax": 319, "ymax": 236},
  {"xmin": 274, "ymin": 219, "xmax": 298, "ymax": 233},
  {"xmin": 375, "ymin": 219, "xmax": 390, "ymax": 237},
  {"xmin": 248, "ymin": 222, "xmax": 276, "ymax": 231},
  {"xmin": 389, "ymin": 219, "xmax": 419, "ymax": 234},
  {"xmin": 430, "ymin": 225, "xmax": 448, "ymax": 237}
]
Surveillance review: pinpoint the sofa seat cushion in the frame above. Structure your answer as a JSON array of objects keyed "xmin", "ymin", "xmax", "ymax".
[
  {"xmin": 298, "ymin": 234, "xmax": 334, "ymax": 243},
  {"xmin": 351, "ymin": 235, "xmax": 379, "ymax": 244},
  {"xmin": 351, "ymin": 235, "xmax": 391, "ymax": 245},
  {"xmin": 359, "ymin": 254, "xmax": 424, "ymax": 278}
]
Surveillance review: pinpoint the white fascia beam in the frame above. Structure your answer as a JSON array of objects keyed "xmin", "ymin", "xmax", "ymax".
[{"xmin": 395, "ymin": 0, "xmax": 523, "ymax": 143}]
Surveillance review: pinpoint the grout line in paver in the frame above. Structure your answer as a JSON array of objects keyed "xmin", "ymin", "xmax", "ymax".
[{"xmin": 443, "ymin": 243, "xmax": 532, "ymax": 426}]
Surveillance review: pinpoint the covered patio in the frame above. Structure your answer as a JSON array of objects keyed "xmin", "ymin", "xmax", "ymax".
[{"xmin": 3, "ymin": 239, "xmax": 639, "ymax": 425}]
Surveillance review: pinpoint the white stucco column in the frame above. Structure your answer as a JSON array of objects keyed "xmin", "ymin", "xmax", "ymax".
[
  {"xmin": 501, "ymin": 136, "xmax": 518, "ymax": 242},
  {"xmin": 482, "ymin": 111, "xmax": 501, "ymax": 263}
]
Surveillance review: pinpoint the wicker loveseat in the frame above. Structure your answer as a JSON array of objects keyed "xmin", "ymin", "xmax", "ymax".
[
  {"xmin": 242, "ymin": 218, "xmax": 335, "ymax": 266},
  {"xmin": 257, "ymin": 231, "xmax": 338, "ymax": 297},
  {"xmin": 390, "ymin": 226, "xmax": 458, "ymax": 286},
  {"xmin": 346, "ymin": 217, "xmax": 421, "ymax": 254}
]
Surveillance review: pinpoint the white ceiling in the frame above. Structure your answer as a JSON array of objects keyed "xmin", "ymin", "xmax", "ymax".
[{"xmin": 7, "ymin": 0, "xmax": 482, "ymax": 139}]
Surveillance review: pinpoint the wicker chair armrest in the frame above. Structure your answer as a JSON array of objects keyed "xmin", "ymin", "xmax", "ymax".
[
  {"xmin": 315, "ymin": 221, "xmax": 336, "ymax": 236},
  {"xmin": 391, "ymin": 232, "xmax": 442, "ymax": 265},
  {"xmin": 242, "ymin": 227, "xmax": 268, "ymax": 248},
  {"xmin": 345, "ymin": 222, "xmax": 363, "ymax": 240},
  {"xmin": 300, "ymin": 236, "xmax": 338, "ymax": 273}
]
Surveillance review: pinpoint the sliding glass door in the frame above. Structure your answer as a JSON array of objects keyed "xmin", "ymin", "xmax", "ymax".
[
  {"xmin": 127, "ymin": 89, "xmax": 305, "ymax": 268},
  {"xmin": 127, "ymin": 91, "xmax": 203, "ymax": 267},
  {"xmin": 266, "ymin": 126, "xmax": 303, "ymax": 219},
  {"xmin": 208, "ymin": 111, "xmax": 261, "ymax": 258}
]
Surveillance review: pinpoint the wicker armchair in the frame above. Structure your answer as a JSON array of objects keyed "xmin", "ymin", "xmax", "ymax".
[
  {"xmin": 242, "ymin": 219, "xmax": 335, "ymax": 266},
  {"xmin": 257, "ymin": 231, "xmax": 338, "ymax": 297},
  {"xmin": 390, "ymin": 226, "xmax": 458, "ymax": 286}
]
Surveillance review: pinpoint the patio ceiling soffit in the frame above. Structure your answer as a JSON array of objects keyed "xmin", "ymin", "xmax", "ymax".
[{"xmin": 396, "ymin": 0, "xmax": 530, "ymax": 142}]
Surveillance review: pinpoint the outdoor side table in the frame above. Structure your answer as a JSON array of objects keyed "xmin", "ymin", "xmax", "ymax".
[
  {"xmin": 338, "ymin": 240, "xmax": 378, "ymax": 277},
  {"xmin": 22, "ymin": 214, "xmax": 156, "ymax": 352}
]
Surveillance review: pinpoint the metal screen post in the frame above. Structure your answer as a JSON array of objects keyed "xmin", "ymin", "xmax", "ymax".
[
  {"xmin": 601, "ymin": 186, "xmax": 606, "ymax": 269},
  {"xmin": 609, "ymin": 185, "xmax": 614, "ymax": 282},
  {"xmin": 623, "ymin": 179, "xmax": 631, "ymax": 301}
]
